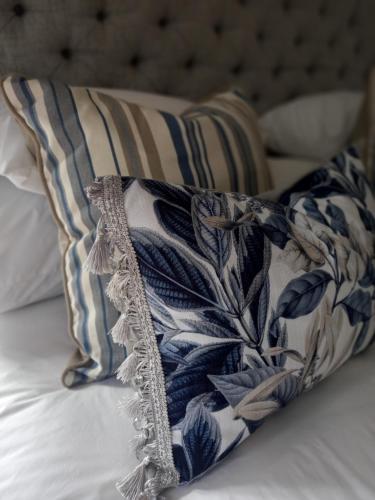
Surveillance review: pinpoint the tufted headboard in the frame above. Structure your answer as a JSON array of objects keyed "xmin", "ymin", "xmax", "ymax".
[{"xmin": 1, "ymin": 0, "xmax": 375, "ymax": 112}]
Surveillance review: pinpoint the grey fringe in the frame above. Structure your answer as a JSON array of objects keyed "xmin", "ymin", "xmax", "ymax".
[{"xmin": 85, "ymin": 177, "xmax": 179, "ymax": 499}]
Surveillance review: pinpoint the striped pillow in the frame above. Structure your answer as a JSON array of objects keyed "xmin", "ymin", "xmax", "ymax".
[{"xmin": 2, "ymin": 77, "xmax": 270, "ymax": 386}]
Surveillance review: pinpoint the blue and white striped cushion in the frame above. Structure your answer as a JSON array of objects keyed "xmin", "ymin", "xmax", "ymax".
[{"xmin": 2, "ymin": 77, "xmax": 270, "ymax": 386}]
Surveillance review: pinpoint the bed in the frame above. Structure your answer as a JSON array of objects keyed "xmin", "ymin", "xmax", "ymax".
[
  {"xmin": 0, "ymin": 296, "xmax": 374, "ymax": 500},
  {"xmin": 1, "ymin": 1, "xmax": 375, "ymax": 499}
]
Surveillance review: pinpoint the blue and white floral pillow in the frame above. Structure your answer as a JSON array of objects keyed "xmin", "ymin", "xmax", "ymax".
[{"xmin": 86, "ymin": 147, "xmax": 375, "ymax": 499}]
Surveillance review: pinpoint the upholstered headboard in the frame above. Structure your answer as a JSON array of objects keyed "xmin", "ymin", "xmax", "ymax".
[{"xmin": 1, "ymin": 0, "xmax": 374, "ymax": 111}]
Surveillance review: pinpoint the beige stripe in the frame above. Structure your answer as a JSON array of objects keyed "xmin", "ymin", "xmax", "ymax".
[
  {"xmin": 96, "ymin": 92, "xmax": 145, "ymax": 177},
  {"xmin": 127, "ymin": 103, "xmax": 165, "ymax": 180}
]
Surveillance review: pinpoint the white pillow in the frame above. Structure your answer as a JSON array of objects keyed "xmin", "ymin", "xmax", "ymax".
[
  {"xmin": 0, "ymin": 88, "xmax": 192, "ymax": 312},
  {"xmin": 0, "ymin": 88, "xmax": 192, "ymax": 195},
  {"xmin": 260, "ymin": 92, "xmax": 363, "ymax": 162},
  {"xmin": 0, "ymin": 177, "xmax": 63, "ymax": 313},
  {"xmin": 0, "ymin": 95, "xmax": 44, "ymax": 194}
]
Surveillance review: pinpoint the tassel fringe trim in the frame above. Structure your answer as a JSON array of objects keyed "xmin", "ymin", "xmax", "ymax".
[{"xmin": 85, "ymin": 177, "xmax": 179, "ymax": 499}]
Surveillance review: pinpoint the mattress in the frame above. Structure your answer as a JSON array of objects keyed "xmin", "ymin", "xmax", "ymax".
[{"xmin": 1, "ymin": 296, "xmax": 374, "ymax": 500}]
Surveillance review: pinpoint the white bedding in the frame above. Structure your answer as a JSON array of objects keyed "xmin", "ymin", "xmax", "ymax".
[{"xmin": 1, "ymin": 297, "xmax": 374, "ymax": 500}]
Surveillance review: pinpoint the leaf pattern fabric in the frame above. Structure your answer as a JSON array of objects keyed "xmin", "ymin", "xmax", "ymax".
[{"xmin": 111, "ymin": 148, "xmax": 375, "ymax": 485}]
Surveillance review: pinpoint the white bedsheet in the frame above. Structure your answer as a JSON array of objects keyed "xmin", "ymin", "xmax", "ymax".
[{"xmin": 0, "ymin": 296, "xmax": 374, "ymax": 500}]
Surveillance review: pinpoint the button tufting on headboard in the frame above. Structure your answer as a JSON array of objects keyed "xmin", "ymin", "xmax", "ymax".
[
  {"xmin": 231, "ymin": 63, "xmax": 244, "ymax": 75},
  {"xmin": 96, "ymin": 10, "xmax": 107, "ymax": 22},
  {"xmin": 0, "ymin": 0, "xmax": 374, "ymax": 112},
  {"xmin": 61, "ymin": 48, "xmax": 72, "ymax": 60},
  {"xmin": 184, "ymin": 57, "xmax": 195, "ymax": 70},
  {"xmin": 213, "ymin": 22, "xmax": 223, "ymax": 36},
  {"xmin": 158, "ymin": 16, "xmax": 169, "ymax": 29},
  {"xmin": 129, "ymin": 55, "xmax": 141, "ymax": 68},
  {"xmin": 13, "ymin": 3, "xmax": 25, "ymax": 17}
]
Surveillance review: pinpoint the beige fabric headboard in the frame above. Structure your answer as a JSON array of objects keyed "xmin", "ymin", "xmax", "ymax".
[{"xmin": 1, "ymin": 0, "xmax": 374, "ymax": 111}]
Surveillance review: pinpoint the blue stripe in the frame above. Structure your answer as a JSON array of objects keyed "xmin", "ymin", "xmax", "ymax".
[
  {"xmin": 17, "ymin": 79, "xmax": 91, "ymax": 364},
  {"xmin": 65, "ymin": 85, "xmax": 115, "ymax": 373},
  {"xmin": 195, "ymin": 121, "xmax": 215, "ymax": 187},
  {"xmin": 161, "ymin": 112, "xmax": 195, "ymax": 185},
  {"xmin": 211, "ymin": 116, "xmax": 239, "ymax": 192},
  {"xmin": 183, "ymin": 120, "xmax": 208, "ymax": 187}
]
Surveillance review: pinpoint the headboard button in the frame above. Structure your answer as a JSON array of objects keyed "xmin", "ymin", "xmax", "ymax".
[
  {"xmin": 213, "ymin": 23, "xmax": 223, "ymax": 36},
  {"xmin": 13, "ymin": 3, "xmax": 25, "ymax": 16},
  {"xmin": 256, "ymin": 31, "xmax": 265, "ymax": 43},
  {"xmin": 294, "ymin": 35, "xmax": 304, "ymax": 47},
  {"xmin": 338, "ymin": 66, "xmax": 347, "ymax": 79},
  {"xmin": 96, "ymin": 10, "xmax": 107, "ymax": 22},
  {"xmin": 306, "ymin": 64, "xmax": 316, "ymax": 76},
  {"xmin": 130, "ymin": 55, "xmax": 141, "ymax": 68},
  {"xmin": 232, "ymin": 63, "xmax": 243, "ymax": 75},
  {"xmin": 251, "ymin": 92, "xmax": 260, "ymax": 103},
  {"xmin": 328, "ymin": 36, "xmax": 337, "ymax": 48},
  {"xmin": 282, "ymin": 0, "xmax": 291, "ymax": 12},
  {"xmin": 184, "ymin": 57, "xmax": 195, "ymax": 70},
  {"xmin": 272, "ymin": 65, "xmax": 283, "ymax": 78},
  {"xmin": 61, "ymin": 48, "xmax": 72, "ymax": 60},
  {"xmin": 158, "ymin": 16, "xmax": 169, "ymax": 29},
  {"xmin": 318, "ymin": 4, "xmax": 327, "ymax": 16}
]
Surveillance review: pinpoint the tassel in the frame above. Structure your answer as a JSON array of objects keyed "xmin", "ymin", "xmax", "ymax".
[
  {"xmin": 123, "ymin": 393, "xmax": 142, "ymax": 419},
  {"xmin": 86, "ymin": 178, "xmax": 104, "ymax": 204},
  {"xmin": 110, "ymin": 313, "xmax": 131, "ymax": 345},
  {"xmin": 84, "ymin": 217, "xmax": 112, "ymax": 274},
  {"xmin": 117, "ymin": 352, "xmax": 138, "ymax": 384},
  {"xmin": 116, "ymin": 456, "xmax": 151, "ymax": 499},
  {"xmin": 107, "ymin": 271, "xmax": 131, "ymax": 300},
  {"xmin": 129, "ymin": 426, "xmax": 151, "ymax": 454}
]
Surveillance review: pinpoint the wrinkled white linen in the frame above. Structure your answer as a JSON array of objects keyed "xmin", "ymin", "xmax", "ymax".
[{"xmin": 0, "ymin": 296, "xmax": 374, "ymax": 500}]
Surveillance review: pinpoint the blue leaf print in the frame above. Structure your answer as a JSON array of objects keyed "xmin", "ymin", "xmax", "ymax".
[
  {"xmin": 262, "ymin": 213, "xmax": 290, "ymax": 249},
  {"xmin": 325, "ymin": 200, "xmax": 349, "ymax": 237},
  {"xmin": 120, "ymin": 177, "xmax": 135, "ymax": 192},
  {"xmin": 349, "ymin": 161, "xmax": 367, "ymax": 200},
  {"xmin": 166, "ymin": 341, "xmax": 242, "ymax": 426},
  {"xmin": 172, "ymin": 444, "xmax": 191, "ymax": 483},
  {"xmin": 341, "ymin": 289, "xmax": 372, "ymax": 326},
  {"xmin": 130, "ymin": 229, "xmax": 221, "ymax": 310},
  {"xmin": 352, "ymin": 321, "xmax": 370, "ymax": 355},
  {"xmin": 154, "ymin": 199, "xmax": 200, "ymax": 253},
  {"xmin": 236, "ymin": 221, "xmax": 268, "ymax": 299},
  {"xmin": 303, "ymin": 197, "xmax": 328, "ymax": 225},
  {"xmin": 359, "ymin": 258, "xmax": 375, "ymax": 288},
  {"xmin": 191, "ymin": 193, "xmax": 230, "ymax": 278},
  {"xmin": 275, "ymin": 270, "xmax": 332, "ymax": 319},
  {"xmin": 217, "ymin": 429, "xmax": 245, "ymax": 462},
  {"xmin": 159, "ymin": 340, "xmax": 199, "ymax": 376},
  {"xmin": 140, "ymin": 179, "xmax": 194, "ymax": 212},
  {"xmin": 279, "ymin": 167, "xmax": 329, "ymax": 205},
  {"xmin": 202, "ymin": 309, "xmax": 239, "ymax": 337},
  {"xmin": 268, "ymin": 313, "xmax": 288, "ymax": 367},
  {"xmin": 209, "ymin": 366, "xmax": 299, "ymax": 409},
  {"xmin": 183, "ymin": 318, "xmax": 240, "ymax": 339},
  {"xmin": 249, "ymin": 276, "xmax": 270, "ymax": 346},
  {"xmin": 332, "ymin": 151, "xmax": 346, "ymax": 170},
  {"xmin": 182, "ymin": 403, "xmax": 221, "ymax": 478},
  {"xmin": 358, "ymin": 206, "xmax": 375, "ymax": 232},
  {"xmin": 187, "ymin": 391, "xmax": 229, "ymax": 414}
]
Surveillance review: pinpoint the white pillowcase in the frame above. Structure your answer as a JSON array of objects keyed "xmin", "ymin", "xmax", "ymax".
[
  {"xmin": 0, "ymin": 88, "xmax": 192, "ymax": 195},
  {"xmin": 0, "ymin": 95, "xmax": 44, "ymax": 194},
  {"xmin": 0, "ymin": 177, "xmax": 63, "ymax": 313},
  {"xmin": 260, "ymin": 91, "xmax": 363, "ymax": 162},
  {"xmin": 0, "ymin": 88, "xmax": 192, "ymax": 313}
]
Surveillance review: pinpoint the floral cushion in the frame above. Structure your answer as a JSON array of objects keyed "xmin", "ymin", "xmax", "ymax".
[{"xmin": 86, "ymin": 147, "xmax": 375, "ymax": 499}]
